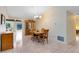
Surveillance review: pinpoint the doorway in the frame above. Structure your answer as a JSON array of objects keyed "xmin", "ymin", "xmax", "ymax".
[
  {"xmin": 67, "ymin": 11, "xmax": 76, "ymax": 44},
  {"xmin": 67, "ymin": 11, "xmax": 79, "ymax": 45},
  {"xmin": 75, "ymin": 16, "xmax": 79, "ymax": 43}
]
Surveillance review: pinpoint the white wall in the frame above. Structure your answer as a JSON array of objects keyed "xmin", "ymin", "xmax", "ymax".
[
  {"xmin": 0, "ymin": 7, "xmax": 8, "ymax": 33},
  {"xmin": 54, "ymin": 7, "xmax": 67, "ymax": 43}
]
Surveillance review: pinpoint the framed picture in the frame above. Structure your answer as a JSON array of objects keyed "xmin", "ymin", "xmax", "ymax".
[
  {"xmin": 6, "ymin": 23, "xmax": 11, "ymax": 29},
  {"xmin": 1, "ymin": 14, "xmax": 5, "ymax": 24},
  {"xmin": 17, "ymin": 23, "xmax": 22, "ymax": 30}
]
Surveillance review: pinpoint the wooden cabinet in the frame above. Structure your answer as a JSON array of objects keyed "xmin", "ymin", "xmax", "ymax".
[
  {"xmin": 25, "ymin": 20, "xmax": 36, "ymax": 35},
  {"xmin": 1, "ymin": 33, "xmax": 13, "ymax": 51}
]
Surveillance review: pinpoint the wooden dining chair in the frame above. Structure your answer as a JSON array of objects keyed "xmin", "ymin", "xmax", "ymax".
[
  {"xmin": 31, "ymin": 32, "xmax": 39, "ymax": 42},
  {"xmin": 40, "ymin": 28, "xmax": 49, "ymax": 44},
  {"xmin": 43, "ymin": 29, "xmax": 49, "ymax": 44},
  {"xmin": 37, "ymin": 33, "xmax": 45, "ymax": 44}
]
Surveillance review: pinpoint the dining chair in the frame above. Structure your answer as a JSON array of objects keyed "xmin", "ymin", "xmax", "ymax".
[
  {"xmin": 38, "ymin": 34, "xmax": 45, "ymax": 44},
  {"xmin": 42, "ymin": 29, "xmax": 49, "ymax": 44},
  {"xmin": 31, "ymin": 32, "xmax": 39, "ymax": 42},
  {"xmin": 39, "ymin": 28, "xmax": 49, "ymax": 44}
]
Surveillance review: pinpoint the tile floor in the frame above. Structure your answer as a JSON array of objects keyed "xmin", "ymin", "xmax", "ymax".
[{"xmin": 1, "ymin": 35, "xmax": 79, "ymax": 53}]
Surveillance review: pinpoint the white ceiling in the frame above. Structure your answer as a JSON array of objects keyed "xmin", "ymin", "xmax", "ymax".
[
  {"xmin": 6, "ymin": 6, "xmax": 50, "ymax": 19},
  {"xmin": 6, "ymin": 6, "xmax": 79, "ymax": 19}
]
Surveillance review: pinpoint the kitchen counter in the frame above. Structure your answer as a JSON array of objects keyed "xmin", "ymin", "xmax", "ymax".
[{"xmin": 0, "ymin": 31, "xmax": 13, "ymax": 34}]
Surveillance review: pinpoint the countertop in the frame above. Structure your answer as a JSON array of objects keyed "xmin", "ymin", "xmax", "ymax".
[{"xmin": 0, "ymin": 31, "xmax": 13, "ymax": 34}]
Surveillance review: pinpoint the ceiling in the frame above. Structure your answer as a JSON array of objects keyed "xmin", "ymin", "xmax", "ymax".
[
  {"xmin": 6, "ymin": 6, "xmax": 79, "ymax": 19},
  {"xmin": 6, "ymin": 6, "xmax": 50, "ymax": 19}
]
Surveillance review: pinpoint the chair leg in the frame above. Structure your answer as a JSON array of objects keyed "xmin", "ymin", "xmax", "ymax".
[
  {"xmin": 43, "ymin": 39, "xmax": 45, "ymax": 44},
  {"xmin": 31, "ymin": 37, "xmax": 34, "ymax": 42},
  {"xmin": 37, "ymin": 37, "xmax": 40, "ymax": 43},
  {"xmin": 42, "ymin": 38, "xmax": 45, "ymax": 44},
  {"xmin": 38, "ymin": 38, "xmax": 44, "ymax": 44},
  {"xmin": 46, "ymin": 38, "xmax": 48, "ymax": 44}
]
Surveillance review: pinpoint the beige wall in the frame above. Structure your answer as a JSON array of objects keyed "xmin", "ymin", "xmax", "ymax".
[{"xmin": 75, "ymin": 16, "xmax": 79, "ymax": 30}]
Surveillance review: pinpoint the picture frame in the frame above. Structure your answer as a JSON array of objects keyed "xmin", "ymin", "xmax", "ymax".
[
  {"xmin": 17, "ymin": 23, "xmax": 22, "ymax": 30},
  {"xmin": 1, "ymin": 14, "xmax": 5, "ymax": 24}
]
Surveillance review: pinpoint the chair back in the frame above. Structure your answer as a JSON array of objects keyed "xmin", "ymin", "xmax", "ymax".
[
  {"xmin": 41, "ymin": 28, "xmax": 49, "ymax": 38},
  {"xmin": 41, "ymin": 28, "xmax": 45, "ymax": 32},
  {"xmin": 44, "ymin": 29, "xmax": 49, "ymax": 38}
]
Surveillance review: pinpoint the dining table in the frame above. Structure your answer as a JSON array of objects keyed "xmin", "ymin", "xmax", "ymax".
[
  {"xmin": 33, "ymin": 31, "xmax": 45, "ymax": 35},
  {"xmin": 32, "ymin": 31, "xmax": 45, "ymax": 43}
]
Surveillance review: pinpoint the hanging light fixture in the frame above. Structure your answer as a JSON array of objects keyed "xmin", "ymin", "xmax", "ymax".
[{"xmin": 34, "ymin": 15, "xmax": 42, "ymax": 20}]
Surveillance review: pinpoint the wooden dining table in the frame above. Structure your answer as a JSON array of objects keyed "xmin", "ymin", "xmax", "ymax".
[
  {"xmin": 33, "ymin": 31, "xmax": 45, "ymax": 35},
  {"xmin": 32, "ymin": 29, "xmax": 49, "ymax": 44},
  {"xmin": 32, "ymin": 31, "xmax": 45, "ymax": 43}
]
